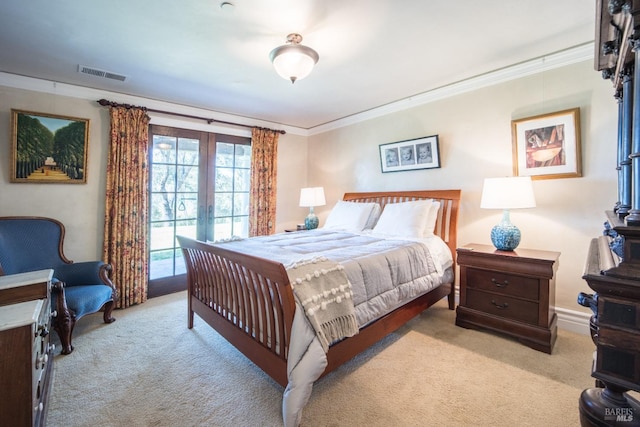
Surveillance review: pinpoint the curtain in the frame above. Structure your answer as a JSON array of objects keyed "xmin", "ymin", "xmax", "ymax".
[
  {"xmin": 249, "ymin": 128, "xmax": 279, "ymax": 236},
  {"xmin": 103, "ymin": 106, "xmax": 150, "ymax": 308}
]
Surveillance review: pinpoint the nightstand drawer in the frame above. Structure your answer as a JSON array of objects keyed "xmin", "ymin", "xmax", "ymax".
[
  {"xmin": 466, "ymin": 289, "xmax": 539, "ymax": 324},
  {"xmin": 466, "ymin": 268, "xmax": 539, "ymax": 300}
]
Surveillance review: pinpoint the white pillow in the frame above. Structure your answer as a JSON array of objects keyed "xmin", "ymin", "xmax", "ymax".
[
  {"xmin": 372, "ymin": 200, "xmax": 432, "ymax": 237},
  {"xmin": 423, "ymin": 201, "xmax": 440, "ymax": 237},
  {"xmin": 323, "ymin": 201, "xmax": 378, "ymax": 232},
  {"xmin": 363, "ymin": 203, "xmax": 382, "ymax": 229}
]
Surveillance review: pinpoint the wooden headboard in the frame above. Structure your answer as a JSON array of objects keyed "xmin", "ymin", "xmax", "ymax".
[{"xmin": 342, "ymin": 190, "xmax": 461, "ymax": 263}]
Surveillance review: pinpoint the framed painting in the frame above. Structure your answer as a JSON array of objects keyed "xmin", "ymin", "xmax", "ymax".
[
  {"xmin": 11, "ymin": 109, "xmax": 89, "ymax": 183},
  {"xmin": 379, "ymin": 135, "xmax": 440, "ymax": 173},
  {"xmin": 511, "ymin": 108, "xmax": 581, "ymax": 180}
]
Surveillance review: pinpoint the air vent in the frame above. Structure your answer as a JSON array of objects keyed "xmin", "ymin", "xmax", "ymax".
[{"xmin": 78, "ymin": 65, "xmax": 127, "ymax": 82}]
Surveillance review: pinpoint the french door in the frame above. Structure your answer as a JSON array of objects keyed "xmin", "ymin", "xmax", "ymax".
[{"xmin": 148, "ymin": 125, "xmax": 251, "ymax": 296}]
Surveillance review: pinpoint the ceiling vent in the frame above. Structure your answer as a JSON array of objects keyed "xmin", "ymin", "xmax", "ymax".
[{"xmin": 78, "ymin": 65, "xmax": 127, "ymax": 82}]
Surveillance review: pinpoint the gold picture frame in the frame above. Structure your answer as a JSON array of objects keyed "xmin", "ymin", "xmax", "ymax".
[
  {"xmin": 11, "ymin": 109, "xmax": 89, "ymax": 183},
  {"xmin": 511, "ymin": 108, "xmax": 581, "ymax": 180}
]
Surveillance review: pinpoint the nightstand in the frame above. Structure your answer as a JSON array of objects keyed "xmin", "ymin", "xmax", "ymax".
[{"xmin": 455, "ymin": 243, "xmax": 560, "ymax": 354}]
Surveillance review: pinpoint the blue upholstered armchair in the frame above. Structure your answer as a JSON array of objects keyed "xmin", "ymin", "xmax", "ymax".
[{"xmin": 0, "ymin": 216, "xmax": 116, "ymax": 354}]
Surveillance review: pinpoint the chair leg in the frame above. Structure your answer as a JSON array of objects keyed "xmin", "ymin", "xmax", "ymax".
[
  {"xmin": 103, "ymin": 300, "xmax": 116, "ymax": 324},
  {"xmin": 52, "ymin": 282, "xmax": 76, "ymax": 355}
]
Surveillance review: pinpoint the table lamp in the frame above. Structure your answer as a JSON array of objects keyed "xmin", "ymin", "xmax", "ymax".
[
  {"xmin": 480, "ymin": 176, "xmax": 536, "ymax": 251},
  {"xmin": 299, "ymin": 187, "xmax": 326, "ymax": 230}
]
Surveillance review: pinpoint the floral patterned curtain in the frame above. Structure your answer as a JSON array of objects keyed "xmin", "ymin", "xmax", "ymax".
[
  {"xmin": 249, "ymin": 128, "xmax": 279, "ymax": 236},
  {"xmin": 103, "ymin": 106, "xmax": 150, "ymax": 308}
]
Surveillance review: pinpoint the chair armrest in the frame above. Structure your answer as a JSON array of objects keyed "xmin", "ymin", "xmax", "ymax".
[{"xmin": 55, "ymin": 261, "xmax": 116, "ymax": 291}]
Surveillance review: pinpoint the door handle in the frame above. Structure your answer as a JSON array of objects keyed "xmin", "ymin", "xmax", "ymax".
[
  {"xmin": 208, "ymin": 205, "xmax": 213, "ymax": 225},
  {"xmin": 198, "ymin": 205, "xmax": 204, "ymax": 225}
]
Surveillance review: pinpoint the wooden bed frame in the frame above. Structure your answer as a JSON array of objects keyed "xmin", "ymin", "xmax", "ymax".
[{"xmin": 178, "ymin": 189, "xmax": 461, "ymax": 388}]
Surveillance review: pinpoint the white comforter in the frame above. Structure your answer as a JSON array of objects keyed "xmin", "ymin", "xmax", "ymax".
[{"xmin": 217, "ymin": 229, "xmax": 453, "ymax": 426}]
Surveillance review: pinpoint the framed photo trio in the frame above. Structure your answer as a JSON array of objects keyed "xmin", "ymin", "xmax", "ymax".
[
  {"xmin": 511, "ymin": 108, "xmax": 581, "ymax": 180},
  {"xmin": 379, "ymin": 135, "xmax": 440, "ymax": 173},
  {"xmin": 11, "ymin": 109, "xmax": 89, "ymax": 183}
]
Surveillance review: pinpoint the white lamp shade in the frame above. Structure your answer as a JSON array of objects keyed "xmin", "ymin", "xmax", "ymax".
[
  {"xmin": 480, "ymin": 177, "xmax": 536, "ymax": 210},
  {"xmin": 299, "ymin": 187, "xmax": 326, "ymax": 207}
]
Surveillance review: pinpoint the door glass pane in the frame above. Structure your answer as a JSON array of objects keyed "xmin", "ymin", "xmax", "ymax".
[
  {"xmin": 151, "ymin": 194, "xmax": 175, "ymax": 222},
  {"xmin": 175, "ymin": 219, "xmax": 197, "ymax": 240},
  {"xmin": 215, "ymin": 167, "xmax": 233, "ymax": 191},
  {"xmin": 176, "ymin": 195, "xmax": 197, "ymax": 220},
  {"xmin": 235, "ymin": 144, "xmax": 251, "ymax": 168},
  {"xmin": 234, "ymin": 168, "xmax": 250, "ymax": 191},
  {"xmin": 174, "ymin": 249, "xmax": 186, "ymax": 276},
  {"xmin": 149, "ymin": 249, "xmax": 174, "ymax": 280},
  {"xmin": 150, "ymin": 221, "xmax": 174, "ymax": 251},
  {"xmin": 150, "ymin": 133, "xmax": 199, "ymax": 280},
  {"xmin": 232, "ymin": 216, "xmax": 249, "ymax": 238},
  {"xmin": 233, "ymin": 192, "xmax": 249, "ymax": 215},
  {"xmin": 177, "ymin": 164, "xmax": 198, "ymax": 191},
  {"xmin": 177, "ymin": 138, "xmax": 199, "ymax": 165},
  {"xmin": 152, "ymin": 136, "xmax": 176, "ymax": 163},
  {"xmin": 213, "ymin": 141, "xmax": 251, "ymax": 240},
  {"xmin": 216, "ymin": 142, "xmax": 234, "ymax": 166},
  {"xmin": 214, "ymin": 217, "xmax": 232, "ymax": 241},
  {"xmin": 151, "ymin": 165, "xmax": 176, "ymax": 192},
  {"xmin": 214, "ymin": 193, "xmax": 232, "ymax": 217}
]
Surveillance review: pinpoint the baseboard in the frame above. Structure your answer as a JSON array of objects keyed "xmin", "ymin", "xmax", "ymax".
[{"xmin": 556, "ymin": 306, "xmax": 591, "ymax": 336}]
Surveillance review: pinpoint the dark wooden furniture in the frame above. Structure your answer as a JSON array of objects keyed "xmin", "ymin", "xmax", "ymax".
[
  {"xmin": 580, "ymin": 220, "xmax": 640, "ymax": 425},
  {"xmin": 577, "ymin": 1, "xmax": 640, "ymax": 424},
  {"xmin": 178, "ymin": 190, "xmax": 460, "ymax": 388},
  {"xmin": 0, "ymin": 216, "xmax": 117, "ymax": 354},
  {"xmin": 456, "ymin": 243, "xmax": 559, "ymax": 354},
  {"xmin": 0, "ymin": 269, "xmax": 55, "ymax": 426}
]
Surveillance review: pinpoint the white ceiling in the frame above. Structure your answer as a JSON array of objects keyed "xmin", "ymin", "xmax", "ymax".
[{"xmin": 0, "ymin": 1, "xmax": 595, "ymax": 130}]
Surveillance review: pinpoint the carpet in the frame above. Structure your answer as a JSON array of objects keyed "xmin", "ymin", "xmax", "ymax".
[{"xmin": 47, "ymin": 291, "xmax": 594, "ymax": 426}]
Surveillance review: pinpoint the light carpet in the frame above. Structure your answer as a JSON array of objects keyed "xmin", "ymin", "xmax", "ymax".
[{"xmin": 47, "ymin": 291, "xmax": 595, "ymax": 426}]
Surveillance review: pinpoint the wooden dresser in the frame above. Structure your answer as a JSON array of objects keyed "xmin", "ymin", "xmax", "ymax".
[
  {"xmin": 0, "ymin": 269, "xmax": 55, "ymax": 427},
  {"xmin": 456, "ymin": 243, "xmax": 560, "ymax": 353},
  {"xmin": 577, "ymin": 1, "xmax": 640, "ymax": 424}
]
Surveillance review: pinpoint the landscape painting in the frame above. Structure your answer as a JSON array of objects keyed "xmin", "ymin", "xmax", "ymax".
[{"xmin": 11, "ymin": 109, "xmax": 89, "ymax": 183}]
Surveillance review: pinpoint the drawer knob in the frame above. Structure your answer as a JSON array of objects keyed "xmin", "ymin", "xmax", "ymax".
[
  {"xmin": 491, "ymin": 300, "xmax": 509, "ymax": 310},
  {"xmin": 491, "ymin": 278, "xmax": 509, "ymax": 288}
]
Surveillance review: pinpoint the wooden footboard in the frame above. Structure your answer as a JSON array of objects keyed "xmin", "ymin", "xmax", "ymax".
[
  {"xmin": 178, "ymin": 189, "xmax": 461, "ymax": 388},
  {"xmin": 177, "ymin": 236, "xmax": 295, "ymax": 387}
]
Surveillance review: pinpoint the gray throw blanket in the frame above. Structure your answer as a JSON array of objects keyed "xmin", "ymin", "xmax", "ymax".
[{"xmin": 286, "ymin": 257, "xmax": 359, "ymax": 352}]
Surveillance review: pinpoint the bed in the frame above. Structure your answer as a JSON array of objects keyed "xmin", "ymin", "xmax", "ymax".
[{"xmin": 177, "ymin": 189, "xmax": 461, "ymax": 426}]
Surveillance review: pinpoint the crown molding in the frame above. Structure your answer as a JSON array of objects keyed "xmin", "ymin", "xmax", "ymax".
[
  {"xmin": 0, "ymin": 42, "xmax": 594, "ymax": 138},
  {"xmin": 0, "ymin": 72, "xmax": 308, "ymax": 136},
  {"xmin": 308, "ymin": 43, "xmax": 595, "ymax": 136}
]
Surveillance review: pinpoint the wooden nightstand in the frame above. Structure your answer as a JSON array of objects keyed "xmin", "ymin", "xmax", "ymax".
[{"xmin": 455, "ymin": 243, "xmax": 560, "ymax": 354}]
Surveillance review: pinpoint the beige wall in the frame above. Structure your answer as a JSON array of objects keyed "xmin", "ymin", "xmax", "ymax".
[
  {"xmin": 0, "ymin": 58, "xmax": 619, "ymax": 318},
  {"xmin": 0, "ymin": 85, "xmax": 307, "ymax": 261},
  {"xmin": 307, "ymin": 60, "xmax": 617, "ymax": 314},
  {"xmin": 0, "ymin": 89, "xmax": 109, "ymax": 261}
]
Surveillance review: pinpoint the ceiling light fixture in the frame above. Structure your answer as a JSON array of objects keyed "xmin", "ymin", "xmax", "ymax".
[{"xmin": 269, "ymin": 33, "xmax": 319, "ymax": 84}]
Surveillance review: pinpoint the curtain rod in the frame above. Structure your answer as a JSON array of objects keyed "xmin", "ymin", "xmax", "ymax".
[{"xmin": 96, "ymin": 99, "xmax": 286, "ymax": 135}]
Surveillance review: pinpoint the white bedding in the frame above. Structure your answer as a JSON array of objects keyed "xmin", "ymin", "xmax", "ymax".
[{"xmin": 216, "ymin": 229, "xmax": 453, "ymax": 426}]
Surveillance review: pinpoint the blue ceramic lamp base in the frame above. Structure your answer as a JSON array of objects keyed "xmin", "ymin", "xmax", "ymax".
[
  {"xmin": 304, "ymin": 207, "xmax": 319, "ymax": 230},
  {"xmin": 490, "ymin": 209, "xmax": 521, "ymax": 251}
]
